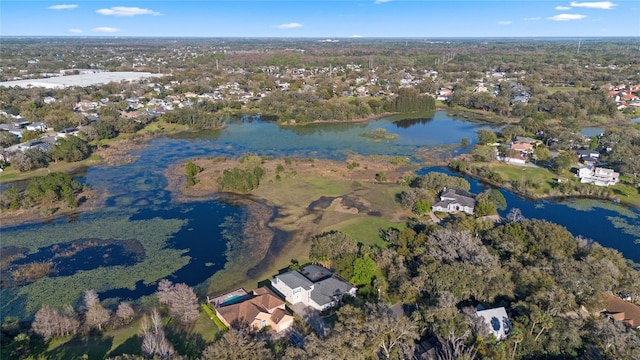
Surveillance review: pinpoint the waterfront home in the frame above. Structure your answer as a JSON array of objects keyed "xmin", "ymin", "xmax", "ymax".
[
  {"xmin": 577, "ymin": 166, "xmax": 619, "ymax": 187},
  {"xmin": 432, "ymin": 187, "xmax": 476, "ymax": 214},
  {"xmin": 214, "ymin": 287, "xmax": 294, "ymax": 332},
  {"xmin": 271, "ymin": 264, "xmax": 357, "ymax": 311}
]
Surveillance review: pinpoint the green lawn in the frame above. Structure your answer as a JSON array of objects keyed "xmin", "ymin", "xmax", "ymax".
[
  {"xmin": 486, "ymin": 163, "xmax": 556, "ymax": 193},
  {"xmin": 45, "ymin": 322, "xmax": 140, "ymax": 359},
  {"xmin": 333, "ymin": 217, "xmax": 404, "ymax": 248},
  {"xmin": 43, "ymin": 310, "xmax": 221, "ymax": 359}
]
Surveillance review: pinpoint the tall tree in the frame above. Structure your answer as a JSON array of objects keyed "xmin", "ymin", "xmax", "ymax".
[
  {"xmin": 139, "ymin": 308, "xmax": 175, "ymax": 359},
  {"xmin": 157, "ymin": 279, "xmax": 199, "ymax": 324},
  {"xmin": 83, "ymin": 290, "xmax": 110, "ymax": 331}
]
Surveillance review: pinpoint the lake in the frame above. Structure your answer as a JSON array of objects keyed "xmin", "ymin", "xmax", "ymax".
[{"xmin": 1, "ymin": 111, "xmax": 639, "ymax": 320}]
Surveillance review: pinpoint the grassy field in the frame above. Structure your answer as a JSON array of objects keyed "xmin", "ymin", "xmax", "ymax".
[
  {"xmin": 0, "ymin": 154, "xmax": 102, "ymax": 183},
  {"xmin": 468, "ymin": 161, "xmax": 640, "ymax": 207},
  {"xmin": 42, "ymin": 309, "xmax": 220, "ymax": 359},
  {"xmin": 333, "ymin": 217, "xmax": 402, "ymax": 248},
  {"xmin": 484, "ymin": 163, "xmax": 556, "ymax": 194}
]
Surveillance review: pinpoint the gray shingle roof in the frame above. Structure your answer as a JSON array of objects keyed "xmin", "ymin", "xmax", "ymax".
[
  {"xmin": 275, "ymin": 271, "xmax": 313, "ymax": 290},
  {"xmin": 310, "ymin": 276, "xmax": 355, "ymax": 307}
]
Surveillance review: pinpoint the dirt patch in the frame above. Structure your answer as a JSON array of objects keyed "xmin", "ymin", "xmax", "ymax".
[{"xmin": 94, "ymin": 136, "xmax": 154, "ymax": 166}]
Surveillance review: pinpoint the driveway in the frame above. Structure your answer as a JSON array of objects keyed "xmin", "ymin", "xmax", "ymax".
[{"xmin": 290, "ymin": 302, "xmax": 330, "ymax": 338}]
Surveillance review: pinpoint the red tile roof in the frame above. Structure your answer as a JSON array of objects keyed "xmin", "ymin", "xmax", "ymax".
[{"xmin": 603, "ymin": 292, "xmax": 640, "ymax": 329}]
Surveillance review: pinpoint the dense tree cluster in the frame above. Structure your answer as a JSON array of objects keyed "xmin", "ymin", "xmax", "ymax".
[
  {"xmin": 1, "ymin": 171, "xmax": 84, "ymax": 211},
  {"xmin": 217, "ymin": 165, "xmax": 265, "ymax": 193},
  {"xmin": 185, "ymin": 160, "xmax": 203, "ymax": 186},
  {"xmin": 390, "ymin": 88, "xmax": 435, "ymax": 113},
  {"xmin": 159, "ymin": 102, "xmax": 227, "ymax": 130}
]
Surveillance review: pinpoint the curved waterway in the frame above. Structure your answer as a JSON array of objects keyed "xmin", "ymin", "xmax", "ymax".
[{"xmin": 1, "ymin": 111, "xmax": 639, "ymax": 320}]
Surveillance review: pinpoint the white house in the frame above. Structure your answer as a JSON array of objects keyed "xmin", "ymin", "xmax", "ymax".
[
  {"xmin": 271, "ymin": 264, "xmax": 357, "ymax": 311},
  {"xmin": 26, "ymin": 122, "xmax": 50, "ymax": 132},
  {"xmin": 432, "ymin": 188, "xmax": 476, "ymax": 214},
  {"xmin": 476, "ymin": 307, "xmax": 512, "ymax": 341},
  {"xmin": 578, "ymin": 166, "xmax": 619, "ymax": 187}
]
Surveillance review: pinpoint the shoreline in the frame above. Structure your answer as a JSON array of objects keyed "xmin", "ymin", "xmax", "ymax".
[
  {"xmin": 0, "ymin": 188, "xmax": 105, "ymax": 228},
  {"xmin": 458, "ymin": 168, "xmax": 639, "ymax": 209}
]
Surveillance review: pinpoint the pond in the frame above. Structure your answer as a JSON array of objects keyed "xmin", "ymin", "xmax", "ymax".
[{"xmin": 1, "ymin": 111, "xmax": 638, "ymax": 321}]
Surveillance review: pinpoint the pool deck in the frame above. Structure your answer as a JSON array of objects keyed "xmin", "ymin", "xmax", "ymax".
[{"xmin": 207, "ymin": 288, "xmax": 249, "ymax": 307}]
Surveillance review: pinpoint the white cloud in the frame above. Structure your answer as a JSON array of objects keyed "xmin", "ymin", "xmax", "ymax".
[
  {"xmin": 351, "ymin": 34, "xmax": 363, "ymax": 38},
  {"xmin": 555, "ymin": 6, "xmax": 571, "ymax": 10},
  {"xmin": 547, "ymin": 13, "xmax": 587, "ymax": 20},
  {"xmin": 96, "ymin": 7, "xmax": 160, "ymax": 16},
  {"xmin": 67, "ymin": 28, "xmax": 83, "ymax": 33},
  {"xmin": 374, "ymin": 0, "xmax": 392, "ymax": 3},
  {"xmin": 498, "ymin": 20, "xmax": 512, "ymax": 25},
  {"xmin": 92, "ymin": 27, "xmax": 120, "ymax": 33},
  {"xmin": 523, "ymin": 17, "xmax": 541, "ymax": 21},
  {"xmin": 48, "ymin": 4, "xmax": 77, "ymax": 10},
  {"xmin": 275, "ymin": 22, "xmax": 303, "ymax": 29},
  {"xmin": 570, "ymin": 1, "xmax": 616, "ymax": 9}
]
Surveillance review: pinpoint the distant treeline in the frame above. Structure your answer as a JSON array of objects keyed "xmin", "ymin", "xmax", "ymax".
[
  {"xmin": 256, "ymin": 87, "xmax": 434, "ymax": 124},
  {"xmin": 159, "ymin": 102, "xmax": 229, "ymax": 130}
]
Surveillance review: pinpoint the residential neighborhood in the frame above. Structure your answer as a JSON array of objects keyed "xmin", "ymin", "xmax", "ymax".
[{"xmin": 1, "ymin": 36, "xmax": 640, "ymax": 360}]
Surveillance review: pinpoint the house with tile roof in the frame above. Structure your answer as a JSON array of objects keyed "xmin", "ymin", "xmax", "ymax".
[
  {"xmin": 602, "ymin": 292, "xmax": 640, "ymax": 329},
  {"xmin": 214, "ymin": 287, "xmax": 294, "ymax": 332}
]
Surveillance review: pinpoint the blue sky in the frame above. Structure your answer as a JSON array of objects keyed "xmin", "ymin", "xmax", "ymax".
[{"xmin": 1, "ymin": 1, "xmax": 638, "ymax": 37}]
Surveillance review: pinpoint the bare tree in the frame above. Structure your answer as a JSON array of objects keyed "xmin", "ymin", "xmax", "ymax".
[
  {"xmin": 139, "ymin": 308, "xmax": 175, "ymax": 359},
  {"xmin": 157, "ymin": 279, "xmax": 173, "ymax": 306},
  {"xmin": 32, "ymin": 304, "xmax": 79, "ymax": 340},
  {"xmin": 365, "ymin": 305, "xmax": 419, "ymax": 359},
  {"xmin": 83, "ymin": 289, "xmax": 100, "ymax": 309},
  {"xmin": 436, "ymin": 330, "xmax": 477, "ymax": 360},
  {"xmin": 84, "ymin": 289, "xmax": 111, "ymax": 331},
  {"xmin": 116, "ymin": 302, "xmax": 135, "ymax": 325},
  {"xmin": 32, "ymin": 304, "xmax": 57, "ymax": 341},
  {"xmin": 157, "ymin": 279, "xmax": 199, "ymax": 324},
  {"xmin": 505, "ymin": 208, "xmax": 524, "ymax": 223},
  {"xmin": 59, "ymin": 304, "xmax": 80, "ymax": 337}
]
